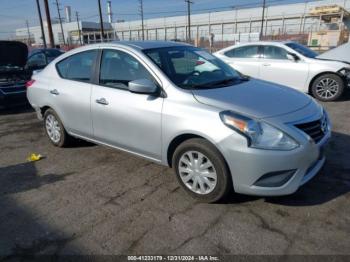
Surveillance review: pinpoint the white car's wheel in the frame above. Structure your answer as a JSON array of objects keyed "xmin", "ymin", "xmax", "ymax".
[{"xmin": 311, "ymin": 74, "xmax": 344, "ymax": 102}]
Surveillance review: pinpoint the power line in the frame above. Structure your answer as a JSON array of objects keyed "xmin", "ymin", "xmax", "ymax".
[
  {"xmin": 77, "ymin": 0, "xmax": 296, "ymax": 23},
  {"xmin": 104, "ymin": 0, "xmax": 288, "ymax": 17}
]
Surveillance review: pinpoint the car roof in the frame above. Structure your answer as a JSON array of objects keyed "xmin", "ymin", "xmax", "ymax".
[
  {"xmin": 100, "ymin": 40, "xmax": 190, "ymax": 50},
  {"xmin": 234, "ymin": 41, "xmax": 292, "ymax": 46},
  {"xmin": 215, "ymin": 41, "xmax": 295, "ymax": 54}
]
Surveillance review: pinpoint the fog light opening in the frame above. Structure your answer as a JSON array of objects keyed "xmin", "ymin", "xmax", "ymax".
[{"xmin": 253, "ymin": 170, "xmax": 296, "ymax": 188}]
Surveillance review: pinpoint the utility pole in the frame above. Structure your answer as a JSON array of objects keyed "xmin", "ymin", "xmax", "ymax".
[
  {"xmin": 260, "ymin": 0, "xmax": 266, "ymax": 40},
  {"xmin": 139, "ymin": 0, "xmax": 145, "ymax": 40},
  {"xmin": 36, "ymin": 0, "xmax": 47, "ymax": 48},
  {"xmin": 185, "ymin": 0, "xmax": 193, "ymax": 43},
  {"xmin": 26, "ymin": 20, "xmax": 31, "ymax": 46},
  {"xmin": 54, "ymin": 0, "xmax": 66, "ymax": 45},
  {"xmin": 75, "ymin": 11, "xmax": 82, "ymax": 45},
  {"xmin": 43, "ymin": 0, "xmax": 55, "ymax": 47},
  {"xmin": 97, "ymin": 0, "xmax": 105, "ymax": 42}
]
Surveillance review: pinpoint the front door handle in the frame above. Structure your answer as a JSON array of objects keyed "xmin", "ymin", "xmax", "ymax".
[
  {"xmin": 95, "ymin": 97, "xmax": 109, "ymax": 105},
  {"xmin": 262, "ymin": 63, "xmax": 271, "ymax": 66},
  {"xmin": 50, "ymin": 89, "xmax": 59, "ymax": 95}
]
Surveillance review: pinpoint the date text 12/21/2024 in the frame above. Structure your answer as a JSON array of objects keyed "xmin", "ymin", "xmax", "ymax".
[{"xmin": 127, "ymin": 255, "xmax": 220, "ymax": 261}]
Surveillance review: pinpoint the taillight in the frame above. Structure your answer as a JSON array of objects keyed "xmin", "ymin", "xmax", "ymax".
[{"xmin": 25, "ymin": 79, "xmax": 35, "ymax": 88}]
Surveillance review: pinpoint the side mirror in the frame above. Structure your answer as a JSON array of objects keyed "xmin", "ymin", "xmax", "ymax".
[
  {"xmin": 287, "ymin": 53, "xmax": 299, "ymax": 62},
  {"xmin": 128, "ymin": 79, "xmax": 159, "ymax": 95}
]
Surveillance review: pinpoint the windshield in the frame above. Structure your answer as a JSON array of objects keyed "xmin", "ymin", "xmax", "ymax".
[
  {"xmin": 285, "ymin": 42, "xmax": 318, "ymax": 58},
  {"xmin": 143, "ymin": 46, "xmax": 243, "ymax": 89}
]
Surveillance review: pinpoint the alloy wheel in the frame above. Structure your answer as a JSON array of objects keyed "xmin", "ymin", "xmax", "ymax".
[{"xmin": 315, "ymin": 78, "xmax": 339, "ymax": 100}]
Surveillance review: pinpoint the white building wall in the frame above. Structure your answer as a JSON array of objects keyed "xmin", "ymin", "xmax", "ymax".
[{"xmin": 113, "ymin": 0, "xmax": 350, "ymax": 41}]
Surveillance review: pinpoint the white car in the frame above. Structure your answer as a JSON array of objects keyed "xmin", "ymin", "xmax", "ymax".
[{"xmin": 214, "ymin": 41, "xmax": 350, "ymax": 101}]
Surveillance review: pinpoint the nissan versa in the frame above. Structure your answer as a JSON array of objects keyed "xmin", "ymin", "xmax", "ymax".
[{"xmin": 26, "ymin": 41, "xmax": 331, "ymax": 202}]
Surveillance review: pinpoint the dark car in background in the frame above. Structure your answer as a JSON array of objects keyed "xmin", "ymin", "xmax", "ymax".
[
  {"xmin": 0, "ymin": 43, "xmax": 63, "ymax": 109},
  {"xmin": 26, "ymin": 48, "xmax": 64, "ymax": 74},
  {"xmin": 0, "ymin": 41, "xmax": 31, "ymax": 109}
]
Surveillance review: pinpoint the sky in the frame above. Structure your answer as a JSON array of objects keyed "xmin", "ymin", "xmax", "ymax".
[{"xmin": 0, "ymin": 0, "xmax": 310, "ymax": 39}]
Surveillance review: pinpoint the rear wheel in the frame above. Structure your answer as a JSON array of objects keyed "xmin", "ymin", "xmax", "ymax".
[
  {"xmin": 44, "ymin": 109, "xmax": 72, "ymax": 147},
  {"xmin": 311, "ymin": 74, "xmax": 344, "ymax": 102},
  {"xmin": 172, "ymin": 138, "xmax": 232, "ymax": 203}
]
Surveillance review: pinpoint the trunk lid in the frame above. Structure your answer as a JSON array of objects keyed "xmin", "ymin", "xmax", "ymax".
[{"xmin": 0, "ymin": 41, "xmax": 28, "ymax": 68}]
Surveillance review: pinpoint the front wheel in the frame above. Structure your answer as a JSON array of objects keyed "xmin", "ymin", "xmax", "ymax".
[
  {"xmin": 311, "ymin": 74, "xmax": 344, "ymax": 102},
  {"xmin": 172, "ymin": 138, "xmax": 232, "ymax": 203}
]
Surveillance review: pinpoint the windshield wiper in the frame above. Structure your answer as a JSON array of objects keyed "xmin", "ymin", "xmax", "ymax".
[{"xmin": 188, "ymin": 77, "xmax": 244, "ymax": 89}]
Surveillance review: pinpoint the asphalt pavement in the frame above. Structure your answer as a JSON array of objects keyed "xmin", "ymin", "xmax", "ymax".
[{"xmin": 0, "ymin": 97, "xmax": 349, "ymax": 257}]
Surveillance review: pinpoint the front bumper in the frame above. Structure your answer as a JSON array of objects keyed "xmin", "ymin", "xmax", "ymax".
[{"xmin": 218, "ymin": 106, "xmax": 331, "ymax": 196}]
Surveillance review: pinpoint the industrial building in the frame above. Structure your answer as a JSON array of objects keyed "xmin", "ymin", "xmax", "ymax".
[
  {"xmin": 15, "ymin": 4, "xmax": 117, "ymax": 46},
  {"xmin": 15, "ymin": 0, "xmax": 350, "ymax": 50},
  {"xmin": 114, "ymin": 0, "xmax": 350, "ymax": 49}
]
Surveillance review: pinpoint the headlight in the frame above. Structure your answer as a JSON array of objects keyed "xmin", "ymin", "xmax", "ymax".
[{"xmin": 220, "ymin": 111, "xmax": 299, "ymax": 150}]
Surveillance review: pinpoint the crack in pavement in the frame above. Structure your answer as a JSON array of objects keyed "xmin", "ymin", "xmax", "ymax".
[
  {"xmin": 170, "ymin": 207, "xmax": 230, "ymax": 253},
  {"xmin": 246, "ymin": 208, "xmax": 291, "ymax": 244}
]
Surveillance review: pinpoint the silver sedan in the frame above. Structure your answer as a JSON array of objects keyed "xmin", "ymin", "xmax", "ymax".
[{"xmin": 26, "ymin": 41, "xmax": 331, "ymax": 202}]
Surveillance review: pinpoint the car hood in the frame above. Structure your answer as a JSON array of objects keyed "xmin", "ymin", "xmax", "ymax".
[
  {"xmin": 0, "ymin": 41, "xmax": 28, "ymax": 68},
  {"xmin": 192, "ymin": 79, "xmax": 311, "ymax": 119},
  {"xmin": 316, "ymin": 43, "xmax": 350, "ymax": 65}
]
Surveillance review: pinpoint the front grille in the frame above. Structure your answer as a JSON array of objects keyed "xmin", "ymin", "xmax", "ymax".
[{"xmin": 295, "ymin": 119, "xmax": 325, "ymax": 143}]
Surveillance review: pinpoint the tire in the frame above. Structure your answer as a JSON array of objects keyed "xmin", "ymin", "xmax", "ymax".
[
  {"xmin": 311, "ymin": 73, "xmax": 344, "ymax": 102},
  {"xmin": 43, "ymin": 109, "xmax": 72, "ymax": 147},
  {"xmin": 172, "ymin": 138, "xmax": 232, "ymax": 203}
]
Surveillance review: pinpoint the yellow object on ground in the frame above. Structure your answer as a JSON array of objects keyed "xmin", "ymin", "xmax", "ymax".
[{"xmin": 27, "ymin": 153, "xmax": 43, "ymax": 162}]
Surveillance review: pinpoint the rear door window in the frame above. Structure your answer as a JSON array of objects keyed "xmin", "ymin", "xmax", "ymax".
[
  {"xmin": 224, "ymin": 45, "xmax": 260, "ymax": 58},
  {"xmin": 56, "ymin": 50, "xmax": 97, "ymax": 82}
]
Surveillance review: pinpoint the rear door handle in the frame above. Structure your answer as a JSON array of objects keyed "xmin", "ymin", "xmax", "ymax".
[
  {"xmin": 262, "ymin": 63, "xmax": 271, "ymax": 66},
  {"xmin": 95, "ymin": 97, "xmax": 109, "ymax": 105},
  {"xmin": 50, "ymin": 89, "xmax": 59, "ymax": 95}
]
